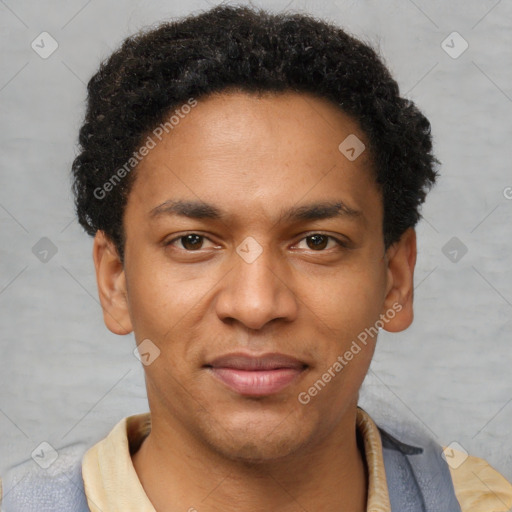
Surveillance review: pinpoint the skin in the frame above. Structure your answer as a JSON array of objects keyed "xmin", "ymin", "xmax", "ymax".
[{"xmin": 93, "ymin": 90, "xmax": 416, "ymax": 512}]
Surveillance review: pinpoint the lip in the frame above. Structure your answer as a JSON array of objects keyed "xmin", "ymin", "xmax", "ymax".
[{"xmin": 205, "ymin": 352, "xmax": 308, "ymax": 396}]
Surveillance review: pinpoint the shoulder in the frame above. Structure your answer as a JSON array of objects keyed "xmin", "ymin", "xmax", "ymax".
[
  {"xmin": 0, "ymin": 443, "xmax": 90, "ymax": 511},
  {"xmin": 363, "ymin": 406, "xmax": 512, "ymax": 512},
  {"xmin": 444, "ymin": 446, "xmax": 512, "ymax": 512}
]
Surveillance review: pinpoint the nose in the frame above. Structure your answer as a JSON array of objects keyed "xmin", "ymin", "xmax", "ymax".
[{"xmin": 214, "ymin": 244, "xmax": 298, "ymax": 330}]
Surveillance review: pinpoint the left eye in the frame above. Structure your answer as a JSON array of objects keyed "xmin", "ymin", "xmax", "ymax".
[{"xmin": 296, "ymin": 234, "xmax": 343, "ymax": 251}]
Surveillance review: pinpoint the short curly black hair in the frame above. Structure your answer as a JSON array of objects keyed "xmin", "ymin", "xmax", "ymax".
[{"xmin": 72, "ymin": 4, "xmax": 438, "ymax": 262}]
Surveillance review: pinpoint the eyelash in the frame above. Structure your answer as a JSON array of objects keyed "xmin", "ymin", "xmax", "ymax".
[{"xmin": 164, "ymin": 232, "xmax": 349, "ymax": 251}]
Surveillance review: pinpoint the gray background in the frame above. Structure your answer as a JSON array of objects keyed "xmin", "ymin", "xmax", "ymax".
[{"xmin": 1, "ymin": 0, "xmax": 511, "ymax": 486}]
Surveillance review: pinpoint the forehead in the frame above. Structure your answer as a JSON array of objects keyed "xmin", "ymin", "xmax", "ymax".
[
  {"xmin": 127, "ymin": 90, "xmax": 380, "ymax": 226},
  {"xmin": 147, "ymin": 90, "xmax": 370, "ymax": 164}
]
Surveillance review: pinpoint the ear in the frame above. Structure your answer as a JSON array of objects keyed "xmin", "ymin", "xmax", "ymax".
[
  {"xmin": 92, "ymin": 231, "xmax": 133, "ymax": 335},
  {"xmin": 381, "ymin": 227, "xmax": 417, "ymax": 332}
]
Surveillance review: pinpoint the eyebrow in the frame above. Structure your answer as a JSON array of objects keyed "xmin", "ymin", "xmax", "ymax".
[
  {"xmin": 149, "ymin": 199, "xmax": 362, "ymax": 223},
  {"xmin": 280, "ymin": 201, "xmax": 362, "ymax": 223}
]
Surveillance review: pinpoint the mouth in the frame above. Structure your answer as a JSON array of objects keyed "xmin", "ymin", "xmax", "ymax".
[{"xmin": 204, "ymin": 352, "xmax": 309, "ymax": 397}]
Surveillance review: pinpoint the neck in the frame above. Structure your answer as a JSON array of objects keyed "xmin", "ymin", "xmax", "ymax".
[{"xmin": 132, "ymin": 406, "xmax": 368, "ymax": 512}]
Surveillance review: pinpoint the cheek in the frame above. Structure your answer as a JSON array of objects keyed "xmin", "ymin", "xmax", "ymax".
[
  {"xmin": 302, "ymin": 263, "xmax": 386, "ymax": 337},
  {"xmin": 125, "ymin": 252, "xmax": 204, "ymax": 336},
  {"xmin": 125, "ymin": 271, "xmax": 170, "ymax": 338},
  {"xmin": 298, "ymin": 275, "xmax": 381, "ymax": 416}
]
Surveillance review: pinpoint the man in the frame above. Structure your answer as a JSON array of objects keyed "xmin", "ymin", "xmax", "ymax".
[{"xmin": 1, "ymin": 5, "xmax": 511, "ymax": 511}]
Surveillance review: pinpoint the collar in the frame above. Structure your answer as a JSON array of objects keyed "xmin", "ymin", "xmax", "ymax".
[{"xmin": 82, "ymin": 407, "xmax": 391, "ymax": 511}]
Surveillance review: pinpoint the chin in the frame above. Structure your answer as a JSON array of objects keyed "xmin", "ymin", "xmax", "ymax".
[
  {"xmin": 212, "ymin": 432, "xmax": 306, "ymax": 465},
  {"xmin": 199, "ymin": 409, "xmax": 313, "ymax": 464}
]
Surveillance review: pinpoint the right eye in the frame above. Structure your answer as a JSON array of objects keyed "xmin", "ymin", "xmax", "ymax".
[{"xmin": 165, "ymin": 233, "xmax": 218, "ymax": 251}]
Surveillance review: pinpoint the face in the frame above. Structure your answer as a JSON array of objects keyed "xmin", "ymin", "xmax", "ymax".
[{"xmin": 94, "ymin": 91, "xmax": 416, "ymax": 463}]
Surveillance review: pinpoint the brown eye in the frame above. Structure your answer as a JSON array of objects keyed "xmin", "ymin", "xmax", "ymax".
[
  {"xmin": 165, "ymin": 233, "xmax": 219, "ymax": 253},
  {"xmin": 179, "ymin": 234, "xmax": 204, "ymax": 250},
  {"xmin": 295, "ymin": 233, "xmax": 346, "ymax": 252},
  {"xmin": 306, "ymin": 234, "xmax": 329, "ymax": 250}
]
